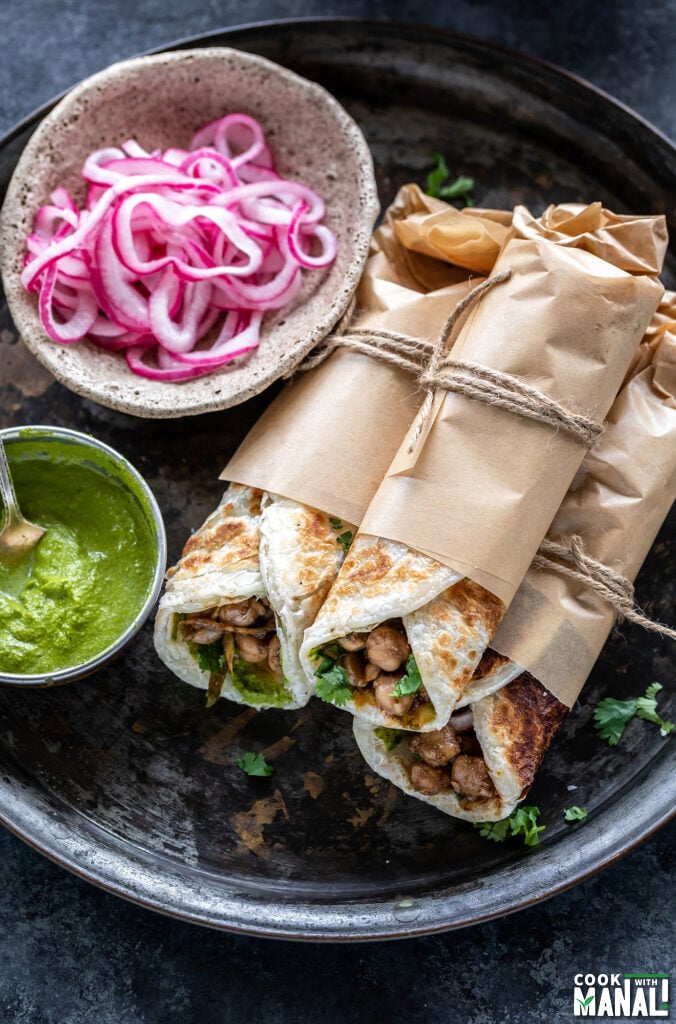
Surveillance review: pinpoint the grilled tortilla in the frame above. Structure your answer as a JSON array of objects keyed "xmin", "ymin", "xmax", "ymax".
[
  {"xmin": 300, "ymin": 534, "xmax": 504, "ymax": 730},
  {"xmin": 353, "ymin": 672, "xmax": 567, "ymax": 821},
  {"xmin": 154, "ymin": 484, "xmax": 349, "ymax": 709}
]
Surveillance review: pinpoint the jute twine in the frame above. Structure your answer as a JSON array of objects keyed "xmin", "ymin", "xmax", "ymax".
[
  {"xmin": 533, "ymin": 536, "xmax": 676, "ymax": 641},
  {"xmin": 407, "ymin": 270, "xmax": 602, "ymax": 453},
  {"xmin": 292, "ymin": 278, "xmax": 672, "ymax": 640},
  {"xmin": 295, "ymin": 272, "xmax": 603, "ymax": 451},
  {"xmin": 290, "ymin": 292, "xmax": 434, "ymax": 376}
]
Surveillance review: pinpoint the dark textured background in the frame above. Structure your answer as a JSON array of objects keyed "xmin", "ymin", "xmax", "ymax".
[{"xmin": 0, "ymin": 3, "xmax": 674, "ymax": 1022}]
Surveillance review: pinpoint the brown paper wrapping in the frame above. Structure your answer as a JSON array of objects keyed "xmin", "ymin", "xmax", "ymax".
[
  {"xmin": 389, "ymin": 183, "xmax": 513, "ymax": 275},
  {"xmin": 360, "ymin": 222, "xmax": 666, "ymax": 605},
  {"xmin": 222, "ymin": 186, "xmax": 511, "ymax": 525},
  {"xmin": 491, "ymin": 291, "xmax": 676, "ymax": 707}
]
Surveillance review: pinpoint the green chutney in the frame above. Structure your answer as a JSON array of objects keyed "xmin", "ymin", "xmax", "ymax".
[{"xmin": 0, "ymin": 443, "xmax": 157, "ymax": 675}]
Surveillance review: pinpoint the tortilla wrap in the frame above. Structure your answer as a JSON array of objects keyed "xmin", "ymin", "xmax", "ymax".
[
  {"xmin": 154, "ymin": 483, "xmax": 348, "ymax": 709},
  {"xmin": 353, "ymin": 309, "xmax": 676, "ymax": 821},
  {"xmin": 354, "ymin": 672, "xmax": 567, "ymax": 821},
  {"xmin": 300, "ymin": 206, "xmax": 666, "ymax": 733},
  {"xmin": 155, "ymin": 190, "xmax": 515, "ymax": 711},
  {"xmin": 300, "ymin": 541, "xmax": 506, "ymax": 729}
]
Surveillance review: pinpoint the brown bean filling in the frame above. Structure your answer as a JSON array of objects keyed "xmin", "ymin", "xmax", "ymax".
[
  {"xmin": 179, "ymin": 597, "xmax": 282, "ymax": 678},
  {"xmin": 405, "ymin": 717, "xmax": 496, "ymax": 804},
  {"xmin": 318, "ymin": 619, "xmax": 433, "ymax": 722}
]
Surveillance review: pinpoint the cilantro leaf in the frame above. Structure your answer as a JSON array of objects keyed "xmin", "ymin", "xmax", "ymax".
[
  {"xmin": 509, "ymin": 807, "xmax": 546, "ymax": 847},
  {"xmin": 374, "ymin": 727, "xmax": 403, "ymax": 752},
  {"xmin": 635, "ymin": 682, "xmax": 675, "ymax": 735},
  {"xmin": 593, "ymin": 682, "xmax": 673, "ymax": 745},
  {"xmin": 475, "ymin": 805, "xmax": 545, "ymax": 847},
  {"xmin": 337, "ymin": 530, "xmax": 353, "ymax": 553},
  {"xmin": 315, "ymin": 663, "xmax": 352, "ymax": 706},
  {"xmin": 392, "ymin": 654, "xmax": 423, "ymax": 698},
  {"xmin": 425, "ymin": 152, "xmax": 450, "ymax": 197},
  {"xmin": 194, "ymin": 640, "xmax": 225, "ymax": 676},
  {"xmin": 563, "ymin": 806, "xmax": 588, "ymax": 822},
  {"xmin": 329, "ymin": 516, "xmax": 343, "ymax": 530},
  {"xmin": 593, "ymin": 696, "xmax": 638, "ymax": 745},
  {"xmin": 425, "ymin": 153, "xmax": 475, "ymax": 206},
  {"xmin": 235, "ymin": 751, "xmax": 273, "ymax": 777},
  {"xmin": 439, "ymin": 174, "xmax": 475, "ymax": 206},
  {"xmin": 475, "ymin": 818, "xmax": 511, "ymax": 843}
]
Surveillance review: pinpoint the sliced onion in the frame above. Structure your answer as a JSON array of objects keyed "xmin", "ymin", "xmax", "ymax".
[{"xmin": 22, "ymin": 114, "xmax": 338, "ymax": 380}]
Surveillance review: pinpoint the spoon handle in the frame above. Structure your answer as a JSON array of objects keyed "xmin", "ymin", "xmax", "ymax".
[{"xmin": 0, "ymin": 440, "xmax": 21, "ymax": 530}]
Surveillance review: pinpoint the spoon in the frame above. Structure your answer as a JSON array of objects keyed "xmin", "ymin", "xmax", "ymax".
[{"xmin": 0, "ymin": 437, "xmax": 45, "ymax": 563}]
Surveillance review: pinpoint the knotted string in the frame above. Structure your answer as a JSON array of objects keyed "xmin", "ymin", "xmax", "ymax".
[
  {"xmin": 290, "ymin": 279, "xmax": 670, "ymax": 639},
  {"xmin": 533, "ymin": 536, "xmax": 676, "ymax": 640},
  {"xmin": 405, "ymin": 269, "xmax": 603, "ymax": 453}
]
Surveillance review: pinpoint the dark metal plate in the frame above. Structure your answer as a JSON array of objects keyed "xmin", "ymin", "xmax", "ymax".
[{"xmin": 0, "ymin": 19, "xmax": 674, "ymax": 940}]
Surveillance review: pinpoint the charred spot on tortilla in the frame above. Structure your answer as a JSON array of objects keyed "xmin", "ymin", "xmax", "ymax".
[
  {"xmin": 473, "ymin": 647, "xmax": 510, "ymax": 680},
  {"xmin": 182, "ymin": 519, "xmax": 246, "ymax": 556},
  {"xmin": 491, "ymin": 672, "xmax": 568, "ymax": 790},
  {"xmin": 449, "ymin": 578, "xmax": 505, "ymax": 637},
  {"xmin": 245, "ymin": 489, "xmax": 264, "ymax": 517},
  {"xmin": 337, "ymin": 544, "xmax": 394, "ymax": 587}
]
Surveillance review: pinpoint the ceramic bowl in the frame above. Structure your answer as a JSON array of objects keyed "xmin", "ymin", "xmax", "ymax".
[{"xmin": 0, "ymin": 48, "xmax": 379, "ymax": 417}]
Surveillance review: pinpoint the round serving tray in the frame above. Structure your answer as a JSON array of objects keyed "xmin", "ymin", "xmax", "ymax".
[{"xmin": 0, "ymin": 18, "xmax": 674, "ymax": 941}]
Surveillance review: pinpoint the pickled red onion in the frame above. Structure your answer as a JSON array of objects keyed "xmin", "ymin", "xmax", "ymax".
[{"xmin": 22, "ymin": 115, "xmax": 338, "ymax": 381}]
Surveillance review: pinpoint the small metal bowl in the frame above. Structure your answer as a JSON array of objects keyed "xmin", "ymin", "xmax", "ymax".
[{"xmin": 0, "ymin": 425, "xmax": 166, "ymax": 687}]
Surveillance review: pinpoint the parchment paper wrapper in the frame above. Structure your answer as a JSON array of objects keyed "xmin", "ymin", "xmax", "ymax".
[
  {"xmin": 354, "ymin": 300, "xmax": 676, "ymax": 821},
  {"xmin": 361, "ymin": 220, "xmax": 666, "ymax": 601},
  {"xmin": 303, "ymin": 203, "xmax": 666, "ymax": 732},
  {"xmin": 155, "ymin": 187, "xmax": 511, "ymax": 709},
  {"xmin": 222, "ymin": 184, "xmax": 510, "ymax": 524},
  {"xmin": 490, "ymin": 290, "xmax": 676, "ymax": 707}
]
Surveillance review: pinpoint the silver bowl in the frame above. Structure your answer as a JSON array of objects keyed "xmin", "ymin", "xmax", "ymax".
[{"xmin": 0, "ymin": 425, "xmax": 166, "ymax": 686}]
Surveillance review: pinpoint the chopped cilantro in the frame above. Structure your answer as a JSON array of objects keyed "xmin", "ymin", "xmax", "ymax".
[
  {"xmin": 593, "ymin": 697, "xmax": 637, "ymax": 746},
  {"xmin": 426, "ymin": 151, "xmax": 450, "ymax": 198},
  {"xmin": 425, "ymin": 152, "xmax": 475, "ymax": 206},
  {"xmin": 315, "ymin": 655, "xmax": 336, "ymax": 676},
  {"xmin": 329, "ymin": 516, "xmax": 343, "ymax": 530},
  {"xmin": 337, "ymin": 530, "xmax": 353, "ymax": 553},
  {"xmin": 563, "ymin": 806, "xmax": 588, "ymax": 822},
  {"xmin": 193, "ymin": 640, "xmax": 225, "ymax": 675},
  {"xmin": 593, "ymin": 682, "xmax": 673, "ymax": 746},
  {"xmin": 635, "ymin": 682, "xmax": 674, "ymax": 734},
  {"xmin": 476, "ymin": 817, "xmax": 511, "ymax": 842},
  {"xmin": 315, "ymin": 663, "xmax": 352, "ymax": 706},
  {"xmin": 313, "ymin": 642, "xmax": 343, "ymax": 677},
  {"xmin": 475, "ymin": 805, "xmax": 545, "ymax": 847},
  {"xmin": 392, "ymin": 654, "xmax": 422, "ymax": 698},
  {"xmin": 374, "ymin": 727, "xmax": 403, "ymax": 751},
  {"xmin": 235, "ymin": 751, "xmax": 273, "ymax": 777}
]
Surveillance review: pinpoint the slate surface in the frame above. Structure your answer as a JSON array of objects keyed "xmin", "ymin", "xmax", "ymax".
[{"xmin": 0, "ymin": 2, "xmax": 674, "ymax": 1022}]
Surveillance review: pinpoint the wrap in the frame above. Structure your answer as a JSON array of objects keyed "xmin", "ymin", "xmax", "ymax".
[
  {"xmin": 354, "ymin": 299, "xmax": 676, "ymax": 820},
  {"xmin": 154, "ymin": 186, "xmax": 507, "ymax": 708},
  {"xmin": 154, "ymin": 483, "xmax": 347, "ymax": 708},
  {"xmin": 301, "ymin": 203, "xmax": 667, "ymax": 731}
]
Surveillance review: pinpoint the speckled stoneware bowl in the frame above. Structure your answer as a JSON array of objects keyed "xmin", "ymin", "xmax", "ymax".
[{"xmin": 0, "ymin": 48, "xmax": 378, "ymax": 418}]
